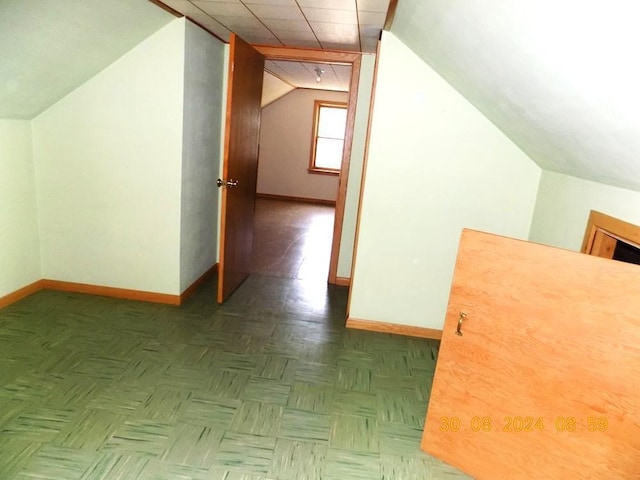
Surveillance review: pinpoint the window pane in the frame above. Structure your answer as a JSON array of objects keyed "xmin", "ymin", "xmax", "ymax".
[
  {"xmin": 315, "ymin": 138, "xmax": 344, "ymax": 170},
  {"xmin": 318, "ymin": 106, "xmax": 347, "ymax": 139}
]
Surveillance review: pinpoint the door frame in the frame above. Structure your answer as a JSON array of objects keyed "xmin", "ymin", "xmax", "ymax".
[{"xmin": 254, "ymin": 46, "xmax": 362, "ymax": 285}]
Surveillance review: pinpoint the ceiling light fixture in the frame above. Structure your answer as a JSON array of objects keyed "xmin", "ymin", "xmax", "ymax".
[{"xmin": 314, "ymin": 67, "xmax": 324, "ymax": 83}]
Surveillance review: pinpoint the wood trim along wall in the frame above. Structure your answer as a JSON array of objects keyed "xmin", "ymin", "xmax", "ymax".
[
  {"xmin": 1, "ymin": 265, "xmax": 222, "ymax": 309},
  {"xmin": 0, "ymin": 280, "xmax": 44, "ymax": 310},
  {"xmin": 149, "ymin": 1, "xmax": 227, "ymax": 43},
  {"xmin": 347, "ymin": 317, "xmax": 443, "ymax": 340},
  {"xmin": 581, "ymin": 210, "xmax": 640, "ymax": 254},
  {"xmin": 180, "ymin": 263, "xmax": 218, "ymax": 303},
  {"xmin": 253, "ymin": 45, "xmax": 362, "ymax": 286},
  {"xmin": 334, "ymin": 276, "xmax": 351, "ymax": 287},
  {"xmin": 346, "ymin": 39, "xmax": 381, "ymax": 317},
  {"xmin": 42, "ymin": 280, "xmax": 181, "ymax": 305},
  {"xmin": 328, "ymin": 54, "xmax": 361, "ymax": 285},
  {"xmin": 256, "ymin": 193, "xmax": 336, "ymax": 206},
  {"xmin": 383, "ymin": 0, "xmax": 399, "ymax": 31},
  {"xmin": 253, "ymin": 46, "xmax": 360, "ymax": 64}
]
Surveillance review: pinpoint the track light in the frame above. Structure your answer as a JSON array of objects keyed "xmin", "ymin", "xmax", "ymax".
[{"xmin": 314, "ymin": 67, "xmax": 324, "ymax": 83}]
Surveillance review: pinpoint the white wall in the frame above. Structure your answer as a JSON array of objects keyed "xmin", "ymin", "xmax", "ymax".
[
  {"xmin": 180, "ymin": 21, "xmax": 226, "ymax": 292},
  {"xmin": 529, "ymin": 170, "xmax": 640, "ymax": 251},
  {"xmin": 32, "ymin": 20, "xmax": 186, "ymax": 295},
  {"xmin": 0, "ymin": 120, "xmax": 41, "ymax": 297},
  {"xmin": 261, "ymin": 71, "xmax": 295, "ymax": 108},
  {"xmin": 336, "ymin": 54, "xmax": 376, "ymax": 279},
  {"xmin": 349, "ymin": 32, "xmax": 541, "ymax": 329},
  {"xmin": 257, "ymin": 88, "xmax": 348, "ymax": 202}
]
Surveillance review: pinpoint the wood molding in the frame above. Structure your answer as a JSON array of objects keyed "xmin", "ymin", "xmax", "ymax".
[
  {"xmin": 180, "ymin": 264, "xmax": 218, "ymax": 303},
  {"xmin": 334, "ymin": 276, "xmax": 351, "ymax": 287},
  {"xmin": 42, "ymin": 280, "xmax": 181, "ymax": 306},
  {"xmin": 582, "ymin": 210, "xmax": 640, "ymax": 254},
  {"xmin": 253, "ymin": 46, "xmax": 360, "ymax": 64},
  {"xmin": 0, "ymin": 280, "xmax": 44, "ymax": 309},
  {"xmin": 346, "ymin": 317, "xmax": 443, "ymax": 340},
  {"xmin": 328, "ymin": 54, "xmax": 362, "ymax": 285},
  {"xmin": 149, "ymin": 1, "xmax": 227, "ymax": 43},
  {"xmin": 383, "ymin": 0, "xmax": 399, "ymax": 31},
  {"xmin": 256, "ymin": 193, "xmax": 336, "ymax": 206}
]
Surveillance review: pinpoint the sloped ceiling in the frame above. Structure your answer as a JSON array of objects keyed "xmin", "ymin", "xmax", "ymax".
[
  {"xmin": 390, "ymin": 0, "xmax": 640, "ymax": 192},
  {"xmin": 0, "ymin": 0, "xmax": 174, "ymax": 119}
]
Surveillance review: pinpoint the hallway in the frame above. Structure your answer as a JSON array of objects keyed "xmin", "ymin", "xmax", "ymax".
[{"xmin": 251, "ymin": 198, "xmax": 335, "ymax": 281}]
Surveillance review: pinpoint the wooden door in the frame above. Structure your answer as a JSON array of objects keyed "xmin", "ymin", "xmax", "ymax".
[
  {"xmin": 422, "ymin": 229, "xmax": 640, "ymax": 479},
  {"xmin": 217, "ymin": 34, "xmax": 265, "ymax": 303}
]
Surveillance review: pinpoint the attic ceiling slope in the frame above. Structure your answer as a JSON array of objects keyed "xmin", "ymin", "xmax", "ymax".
[
  {"xmin": 390, "ymin": 0, "xmax": 640, "ymax": 192},
  {"xmin": 0, "ymin": 0, "xmax": 174, "ymax": 119}
]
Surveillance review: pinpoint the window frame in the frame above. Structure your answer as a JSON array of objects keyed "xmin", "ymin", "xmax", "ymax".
[{"xmin": 308, "ymin": 100, "xmax": 348, "ymax": 175}]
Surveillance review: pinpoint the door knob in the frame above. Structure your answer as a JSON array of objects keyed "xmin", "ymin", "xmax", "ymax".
[{"xmin": 217, "ymin": 178, "xmax": 239, "ymax": 188}]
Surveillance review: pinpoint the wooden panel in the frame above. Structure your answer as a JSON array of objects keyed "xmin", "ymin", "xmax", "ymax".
[
  {"xmin": 590, "ymin": 229, "xmax": 617, "ymax": 258},
  {"xmin": 347, "ymin": 317, "xmax": 442, "ymax": 340},
  {"xmin": 328, "ymin": 54, "xmax": 361, "ymax": 284},
  {"xmin": 581, "ymin": 210, "xmax": 640, "ymax": 254},
  {"xmin": 217, "ymin": 34, "xmax": 265, "ymax": 303},
  {"xmin": 422, "ymin": 229, "xmax": 640, "ymax": 479}
]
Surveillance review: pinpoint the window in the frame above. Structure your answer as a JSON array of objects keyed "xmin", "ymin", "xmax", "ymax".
[{"xmin": 309, "ymin": 101, "xmax": 347, "ymax": 174}]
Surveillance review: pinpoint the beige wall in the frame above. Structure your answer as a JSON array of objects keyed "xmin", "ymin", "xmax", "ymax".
[
  {"xmin": 0, "ymin": 120, "xmax": 41, "ymax": 298},
  {"xmin": 257, "ymin": 88, "xmax": 348, "ymax": 202},
  {"xmin": 32, "ymin": 20, "xmax": 186, "ymax": 295},
  {"xmin": 349, "ymin": 32, "xmax": 541, "ymax": 330},
  {"xmin": 336, "ymin": 53, "xmax": 376, "ymax": 279},
  {"xmin": 180, "ymin": 21, "xmax": 226, "ymax": 292},
  {"xmin": 529, "ymin": 170, "xmax": 640, "ymax": 251}
]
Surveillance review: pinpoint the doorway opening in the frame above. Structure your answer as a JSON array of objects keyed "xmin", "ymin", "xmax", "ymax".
[
  {"xmin": 252, "ymin": 46, "xmax": 362, "ymax": 286},
  {"xmin": 582, "ymin": 210, "xmax": 640, "ymax": 266},
  {"xmin": 251, "ymin": 58, "xmax": 352, "ymax": 281}
]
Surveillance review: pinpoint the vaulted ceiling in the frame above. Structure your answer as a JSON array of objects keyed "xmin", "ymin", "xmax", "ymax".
[
  {"xmin": 0, "ymin": 0, "xmax": 174, "ymax": 119},
  {"xmin": 390, "ymin": 0, "xmax": 640, "ymax": 192},
  {"xmin": 2, "ymin": 0, "xmax": 639, "ymax": 193}
]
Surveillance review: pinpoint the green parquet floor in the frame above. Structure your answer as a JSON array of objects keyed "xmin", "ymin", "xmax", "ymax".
[{"xmin": 0, "ymin": 274, "xmax": 471, "ymax": 479}]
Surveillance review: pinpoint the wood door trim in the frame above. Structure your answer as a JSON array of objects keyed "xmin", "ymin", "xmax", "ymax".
[
  {"xmin": 347, "ymin": 317, "xmax": 443, "ymax": 340},
  {"xmin": 254, "ymin": 45, "xmax": 363, "ymax": 285},
  {"xmin": 328, "ymin": 54, "xmax": 361, "ymax": 284},
  {"xmin": 581, "ymin": 210, "xmax": 640, "ymax": 254}
]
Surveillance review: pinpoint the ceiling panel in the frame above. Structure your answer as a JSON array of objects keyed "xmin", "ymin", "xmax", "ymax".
[
  {"xmin": 156, "ymin": 0, "xmax": 388, "ymax": 89},
  {"xmin": 157, "ymin": 0, "xmax": 389, "ymax": 53},
  {"xmin": 265, "ymin": 59, "xmax": 351, "ymax": 92}
]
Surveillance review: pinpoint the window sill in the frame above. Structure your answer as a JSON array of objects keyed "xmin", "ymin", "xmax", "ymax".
[{"xmin": 308, "ymin": 168, "xmax": 340, "ymax": 176}]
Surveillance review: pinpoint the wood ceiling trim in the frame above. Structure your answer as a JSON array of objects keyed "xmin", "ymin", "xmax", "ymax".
[
  {"xmin": 383, "ymin": 0, "xmax": 398, "ymax": 31},
  {"xmin": 253, "ymin": 46, "xmax": 360, "ymax": 64}
]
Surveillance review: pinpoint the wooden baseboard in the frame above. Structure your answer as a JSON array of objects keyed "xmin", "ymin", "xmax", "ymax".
[
  {"xmin": 334, "ymin": 276, "xmax": 350, "ymax": 287},
  {"xmin": 346, "ymin": 317, "xmax": 443, "ymax": 340},
  {"xmin": 42, "ymin": 279, "xmax": 181, "ymax": 306},
  {"xmin": 256, "ymin": 192, "xmax": 336, "ymax": 206},
  {"xmin": 0, "ymin": 280, "xmax": 45, "ymax": 309},
  {"xmin": 180, "ymin": 263, "xmax": 218, "ymax": 303}
]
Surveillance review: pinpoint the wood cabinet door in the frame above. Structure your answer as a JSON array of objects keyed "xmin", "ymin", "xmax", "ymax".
[
  {"xmin": 217, "ymin": 34, "xmax": 264, "ymax": 303},
  {"xmin": 421, "ymin": 229, "xmax": 640, "ymax": 479}
]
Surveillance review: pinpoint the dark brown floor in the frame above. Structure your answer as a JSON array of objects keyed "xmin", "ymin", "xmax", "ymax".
[{"xmin": 251, "ymin": 198, "xmax": 335, "ymax": 281}]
